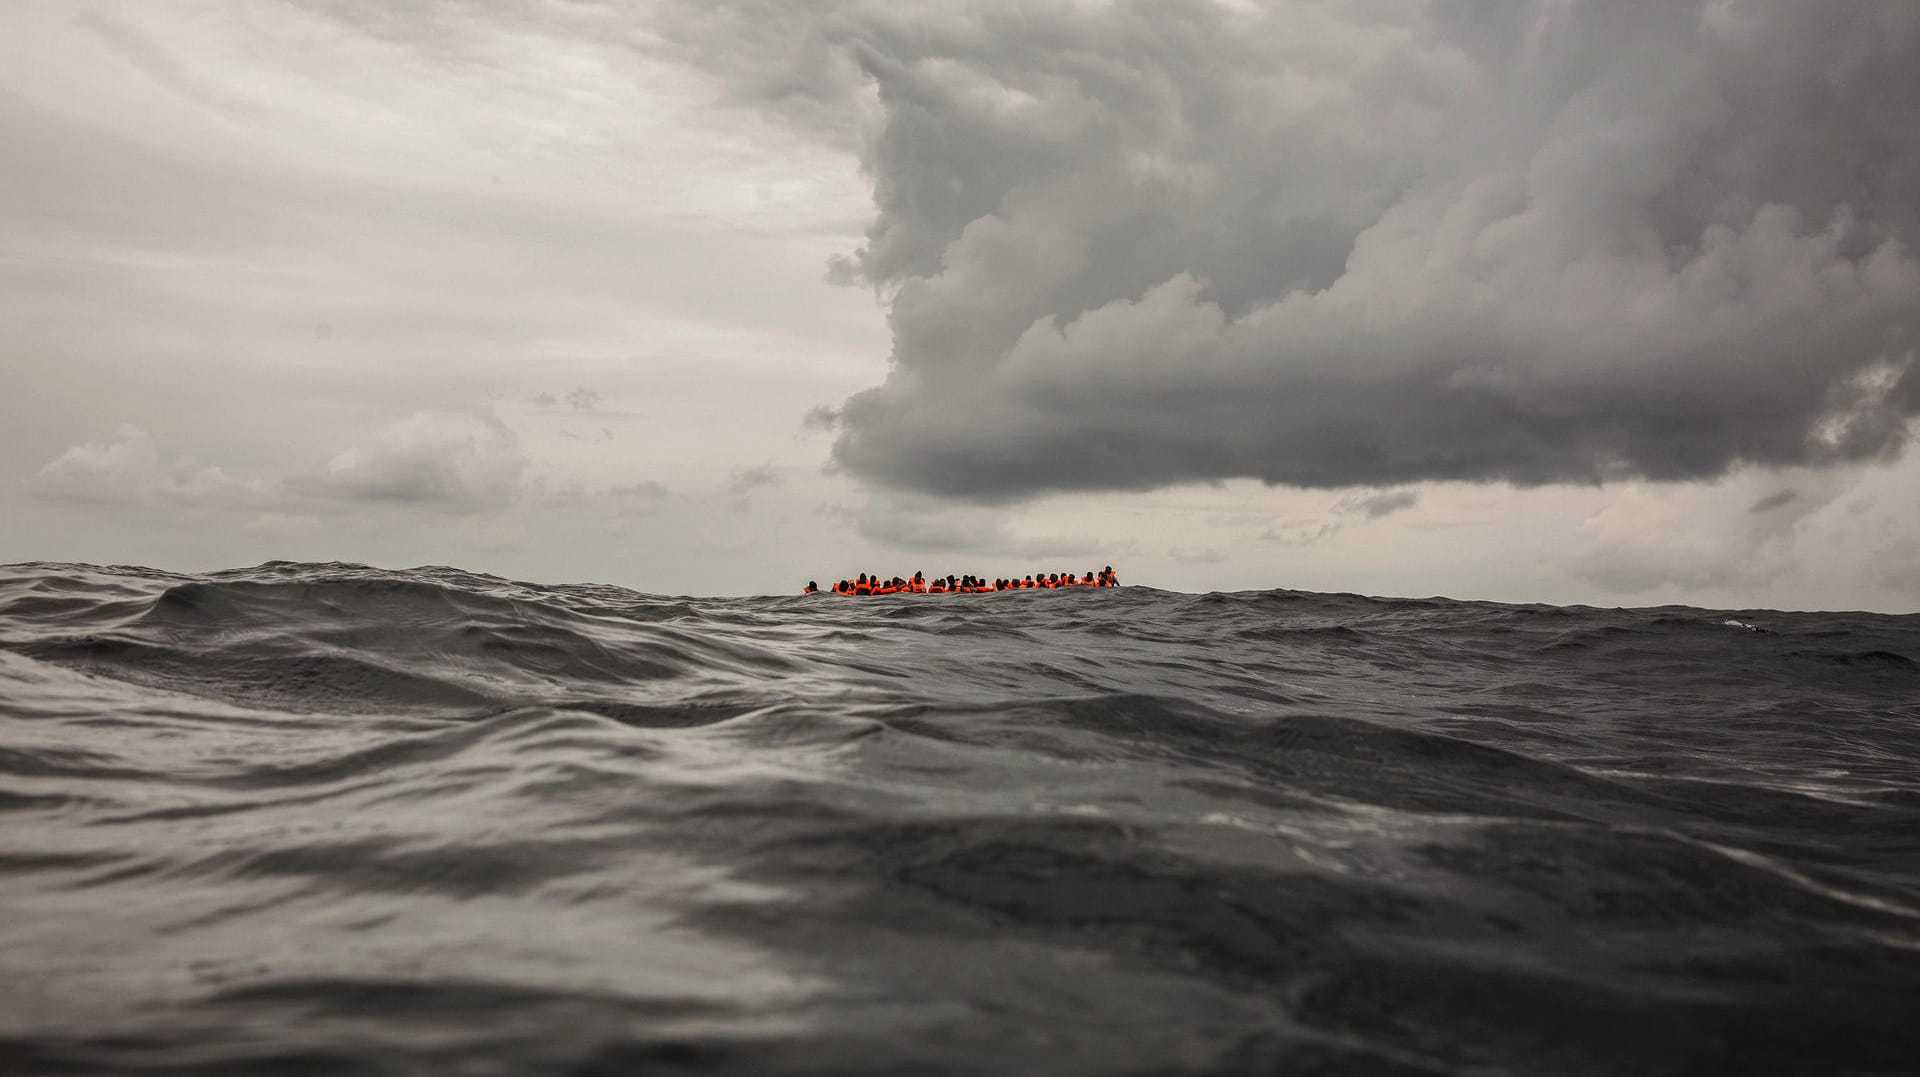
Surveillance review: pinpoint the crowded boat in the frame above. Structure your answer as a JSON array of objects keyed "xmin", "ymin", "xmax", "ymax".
[{"xmin": 804, "ymin": 568, "xmax": 1119, "ymax": 595}]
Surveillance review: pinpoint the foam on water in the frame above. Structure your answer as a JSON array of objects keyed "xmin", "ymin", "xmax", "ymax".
[{"xmin": 2, "ymin": 561, "xmax": 1918, "ymax": 1075}]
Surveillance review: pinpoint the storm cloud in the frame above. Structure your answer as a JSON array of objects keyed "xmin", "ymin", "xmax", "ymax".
[{"xmin": 668, "ymin": 0, "xmax": 1920, "ymax": 500}]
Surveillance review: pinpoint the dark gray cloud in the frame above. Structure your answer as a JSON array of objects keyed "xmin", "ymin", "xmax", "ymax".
[
  {"xmin": 1748, "ymin": 489, "xmax": 1798, "ymax": 514},
  {"xmin": 667, "ymin": 0, "xmax": 1920, "ymax": 500}
]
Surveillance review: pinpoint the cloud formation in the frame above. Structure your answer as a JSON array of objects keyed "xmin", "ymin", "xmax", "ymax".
[
  {"xmin": 30, "ymin": 414, "xmax": 535, "ymax": 517},
  {"xmin": 289, "ymin": 412, "xmax": 531, "ymax": 514},
  {"xmin": 30, "ymin": 425, "xmax": 250, "ymax": 508},
  {"xmin": 1572, "ymin": 469, "xmax": 1843, "ymax": 596},
  {"xmin": 671, "ymin": 0, "xmax": 1920, "ymax": 500},
  {"xmin": 1342, "ymin": 489, "xmax": 1421, "ymax": 521}
]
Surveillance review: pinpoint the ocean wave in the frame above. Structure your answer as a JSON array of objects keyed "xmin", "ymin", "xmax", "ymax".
[{"xmin": 3, "ymin": 561, "xmax": 1918, "ymax": 1074}]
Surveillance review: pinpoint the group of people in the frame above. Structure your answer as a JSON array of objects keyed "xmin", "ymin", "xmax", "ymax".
[{"xmin": 805, "ymin": 568, "xmax": 1120, "ymax": 595}]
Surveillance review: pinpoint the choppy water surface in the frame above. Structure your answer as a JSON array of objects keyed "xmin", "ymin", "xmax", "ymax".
[{"xmin": 2, "ymin": 561, "xmax": 1917, "ymax": 1075}]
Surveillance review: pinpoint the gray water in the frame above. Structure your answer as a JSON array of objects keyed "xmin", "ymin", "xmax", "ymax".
[{"xmin": 3, "ymin": 560, "xmax": 1918, "ymax": 1075}]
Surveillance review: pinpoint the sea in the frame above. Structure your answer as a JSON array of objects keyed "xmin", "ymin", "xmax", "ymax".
[{"xmin": 2, "ymin": 560, "xmax": 1917, "ymax": 1076}]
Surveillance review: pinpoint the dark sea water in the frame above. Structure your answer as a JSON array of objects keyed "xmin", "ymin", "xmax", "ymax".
[{"xmin": 3, "ymin": 561, "xmax": 1918, "ymax": 1076}]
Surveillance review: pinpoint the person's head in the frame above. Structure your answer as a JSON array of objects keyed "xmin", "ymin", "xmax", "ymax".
[
  {"xmin": 807, "ymin": 581, "xmax": 817, "ymax": 590},
  {"xmin": 857, "ymin": 573, "xmax": 867, "ymax": 583}
]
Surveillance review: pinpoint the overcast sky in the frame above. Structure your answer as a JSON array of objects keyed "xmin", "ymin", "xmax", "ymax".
[{"xmin": 5, "ymin": 1, "xmax": 1918, "ymax": 610}]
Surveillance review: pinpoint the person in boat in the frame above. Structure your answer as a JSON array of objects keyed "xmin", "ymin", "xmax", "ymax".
[{"xmin": 805, "ymin": 581, "xmax": 819, "ymax": 593}]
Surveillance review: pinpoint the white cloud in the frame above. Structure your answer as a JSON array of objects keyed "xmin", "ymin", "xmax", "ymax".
[
  {"xmin": 30, "ymin": 413, "xmax": 534, "ymax": 517},
  {"xmin": 28, "ymin": 425, "xmax": 252, "ymax": 509},
  {"xmin": 287, "ymin": 412, "xmax": 532, "ymax": 514},
  {"xmin": 1570, "ymin": 467, "xmax": 1849, "ymax": 597}
]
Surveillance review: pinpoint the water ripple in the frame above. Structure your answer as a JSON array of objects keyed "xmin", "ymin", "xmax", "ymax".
[{"xmin": 2, "ymin": 560, "xmax": 1917, "ymax": 1074}]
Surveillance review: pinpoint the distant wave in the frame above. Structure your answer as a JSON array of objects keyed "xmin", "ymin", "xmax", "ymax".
[{"xmin": 3, "ymin": 561, "xmax": 1918, "ymax": 1075}]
